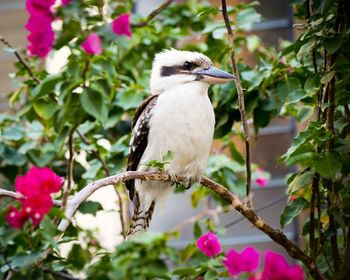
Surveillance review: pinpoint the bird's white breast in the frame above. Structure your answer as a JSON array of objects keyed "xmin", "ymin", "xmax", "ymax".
[{"xmin": 135, "ymin": 83, "xmax": 215, "ymax": 210}]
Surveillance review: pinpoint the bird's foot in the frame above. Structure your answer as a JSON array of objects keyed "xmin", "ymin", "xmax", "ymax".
[{"xmin": 169, "ymin": 174, "xmax": 182, "ymax": 188}]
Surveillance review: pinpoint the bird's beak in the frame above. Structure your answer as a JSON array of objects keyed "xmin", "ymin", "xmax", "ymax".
[{"xmin": 193, "ymin": 66, "xmax": 236, "ymax": 84}]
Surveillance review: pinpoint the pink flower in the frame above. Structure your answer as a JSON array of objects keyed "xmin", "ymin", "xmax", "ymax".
[
  {"xmin": 289, "ymin": 195, "xmax": 297, "ymax": 202},
  {"xmin": 279, "ymin": 57, "xmax": 286, "ymax": 64},
  {"xmin": 62, "ymin": 0, "xmax": 74, "ymax": 6},
  {"xmin": 289, "ymin": 68, "xmax": 295, "ymax": 73},
  {"xmin": 6, "ymin": 166, "xmax": 63, "ymax": 228},
  {"xmin": 82, "ymin": 32, "xmax": 102, "ymax": 55},
  {"xmin": 111, "ymin": 14, "xmax": 132, "ymax": 37},
  {"xmin": 255, "ymin": 177, "xmax": 268, "ymax": 187},
  {"xmin": 256, "ymin": 168, "xmax": 264, "ymax": 173},
  {"xmin": 196, "ymin": 232, "xmax": 221, "ymax": 257},
  {"xmin": 261, "ymin": 251, "xmax": 304, "ymax": 280},
  {"xmin": 25, "ymin": 0, "xmax": 56, "ymax": 58},
  {"xmin": 5, "ymin": 206, "xmax": 28, "ymax": 229},
  {"xmin": 223, "ymin": 246, "xmax": 260, "ymax": 276}
]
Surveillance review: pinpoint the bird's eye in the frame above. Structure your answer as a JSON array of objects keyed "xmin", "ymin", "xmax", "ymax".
[{"xmin": 183, "ymin": 61, "xmax": 193, "ymax": 70}]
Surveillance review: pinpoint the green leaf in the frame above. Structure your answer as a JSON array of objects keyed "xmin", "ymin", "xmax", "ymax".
[
  {"xmin": 78, "ymin": 200, "xmax": 103, "ymax": 216},
  {"xmin": 180, "ymin": 243, "xmax": 197, "ymax": 262},
  {"xmin": 67, "ymin": 244, "xmax": 88, "ymax": 270},
  {"xmin": 41, "ymin": 215, "xmax": 56, "ymax": 240},
  {"xmin": 162, "ymin": 150, "xmax": 174, "ymax": 163},
  {"xmin": 297, "ymin": 40, "xmax": 314, "ymax": 61},
  {"xmin": 143, "ymin": 260, "xmax": 170, "ymax": 279},
  {"xmin": 31, "ymin": 74, "xmax": 62, "ymax": 99},
  {"xmin": 80, "ymin": 87, "xmax": 108, "ymax": 123},
  {"xmin": 115, "ymin": 89, "xmax": 145, "ymax": 110},
  {"xmin": 237, "ymin": 8, "xmax": 262, "ymax": 30},
  {"xmin": 204, "ymin": 269, "xmax": 218, "ymax": 280},
  {"xmin": 33, "ymin": 99, "xmax": 58, "ymax": 120},
  {"xmin": 280, "ymin": 198, "xmax": 308, "ymax": 228},
  {"xmin": 10, "ymin": 251, "xmax": 41, "ymax": 269},
  {"xmin": 320, "ymin": 71, "xmax": 335, "ymax": 84},
  {"xmin": 246, "ymin": 35, "xmax": 261, "ymax": 52},
  {"xmin": 313, "ymin": 152, "xmax": 342, "ymax": 180},
  {"xmin": 288, "ymin": 169, "xmax": 314, "ymax": 193},
  {"xmin": 3, "ymin": 147, "xmax": 26, "ymax": 166},
  {"xmin": 172, "ymin": 267, "xmax": 197, "ymax": 276},
  {"xmin": 228, "ymin": 142, "xmax": 245, "ymax": 165},
  {"xmin": 2, "ymin": 124, "xmax": 24, "ymax": 141},
  {"xmin": 297, "ymin": 105, "xmax": 314, "ymax": 122},
  {"xmin": 193, "ymin": 221, "xmax": 202, "ymax": 239},
  {"xmin": 322, "ymin": 38, "xmax": 343, "ymax": 53}
]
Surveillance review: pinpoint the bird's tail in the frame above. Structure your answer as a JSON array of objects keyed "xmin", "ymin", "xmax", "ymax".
[{"xmin": 127, "ymin": 192, "xmax": 156, "ymax": 238}]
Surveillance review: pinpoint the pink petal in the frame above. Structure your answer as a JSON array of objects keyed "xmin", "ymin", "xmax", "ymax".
[
  {"xmin": 111, "ymin": 14, "xmax": 132, "ymax": 37},
  {"xmin": 255, "ymin": 177, "xmax": 268, "ymax": 187},
  {"xmin": 279, "ymin": 57, "xmax": 286, "ymax": 63},
  {"xmin": 240, "ymin": 246, "xmax": 260, "ymax": 272},
  {"xmin": 196, "ymin": 232, "xmax": 221, "ymax": 257},
  {"xmin": 289, "ymin": 195, "xmax": 298, "ymax": 202},
  {"xmin": 289, "ymin": 68, "xmax": 295, "ymax": 73},
  {"xmin": 256, "ymin": 168, "xmax": 264, "ymax": 173},
  {"xmin": 6, "ymin": 206, "xmax": 28, "ymax": 228},
  {"xmin": 82, "ymin": 32, "xmax": 102, "ymax": 55}
]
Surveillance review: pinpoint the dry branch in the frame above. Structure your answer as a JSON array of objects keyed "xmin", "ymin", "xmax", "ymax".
[
  {"xmin": 130, "ymin": 0, "xmax": 174, "ymax": 28},
  {"xmin": 0, "ymin": 35, "xmax": 40, "ymax": 84}
]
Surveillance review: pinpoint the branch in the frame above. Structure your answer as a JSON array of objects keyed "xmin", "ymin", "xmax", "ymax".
[
  {"xmin": 130, "ymin": 0, "xmax": 174, "ymax": 28},
  {"xmin": 0, "ymin": 171, "xmax": 326, "ymax": 278},
  {"xmin": 76, "ymin": 128, "xmax": 127, "ymax": 239},
  {"xmin": 0, "ymin": 35, "xmax": 40, "ymax": 84},
  {"xmin": 62, "ymin": 126, "xmax": 76, "ymax": 211},
  {"xmin": 221, "ymin": 0, "xmax": 252, "ymax": 208},
  {"xmin": 43, "ymin": 269, "xmax": 83, "ymax": 280}
]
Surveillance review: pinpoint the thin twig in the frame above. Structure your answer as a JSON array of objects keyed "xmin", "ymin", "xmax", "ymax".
[
  {"xmin": 170, "ymin": 205, "xmax": 233, "ymax": 233},
  {"xmin": 221, "ymin": 0, "xmax": 252, "ymax": 209},
  {"xmin": 43, "ymin": 269, "xmax": 83, "ymax": 280},
  {"xmin": 0, "ymin": 35, "xmax": 40, "ymax": 84},
  {"xmin": 62, "ymin": 126, "xmax": 76, "ymax": 211},
  {"xmin": 130, "ymin": 0, "xmax": 174, "ymax": 28},
  {"xmin": 76, "ymin": 129, "xmax": 127, "ymax": 239}
]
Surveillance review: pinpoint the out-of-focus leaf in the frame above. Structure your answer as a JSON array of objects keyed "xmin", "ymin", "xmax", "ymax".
[
  {"xmin": 280, "ymin": 198, "xmax": 308, "ymax": 228},
  {"xmin": 313, "ymin": 152, "xmax": 342, "ymax": 180},
  {"xmin": 31, "ymin": 74, "xmax": 62, "ymax": 99},
  {"xmin": 78, "ymin": 200, "xmax": 103, "ymax": 216}
]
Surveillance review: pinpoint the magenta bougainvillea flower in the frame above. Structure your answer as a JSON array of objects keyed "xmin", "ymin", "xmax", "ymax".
[
  {"xmin": 25, "ymin": 0, "xmax": 56, "ymax": 58},
  {"xmin": 111, "ymin": 14, "xmax": 132, "ymax": 37},
  {"xmin": 196, "ymin": 232, "xmax": 222, "ymax": 257},
  {"xmin": 62, "ymin": 0, "xmax": 74, "ymax": 6},
  {"xmin": 82, "ymin": 32, "xmax": 102, "ymax": 55},
  {"xmin": 6, "ymin": 166, "xmax": 63, "ymax": 228},
  {"xmin": 261, "ymin": 251, "xmax": 304, "ymax": 280},
  {"xmin": 254, "ymin": 168, "xmax": 268, "ymax": 187},
  {"xmin": 223, "ymin": 246, "xmax": 260, "ymax": 276}
]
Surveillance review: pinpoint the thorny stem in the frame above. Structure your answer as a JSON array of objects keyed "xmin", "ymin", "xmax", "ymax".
[
  {"xmin": 62, "ymin": 126, "xmax": 76, "ymax": 211},
  {"xmin": 221, "ymin": 0, "xmax": 252, "ymax": 209},
  {"xmin": 130, "ymin": 0, "xmax": 174, "ymax": 28},
  {"xmin": 76, "ymin": 129, "xmax": 127, "ymax": 239},
  {"xmin": 0, "ymin": 35, "xmax": 41, "ymax": 84}
]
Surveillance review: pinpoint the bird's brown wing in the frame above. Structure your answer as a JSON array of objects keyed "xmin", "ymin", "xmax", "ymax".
[{"xmin": 125, "ymin": 94, "xmax": 159, "ymax": 200}]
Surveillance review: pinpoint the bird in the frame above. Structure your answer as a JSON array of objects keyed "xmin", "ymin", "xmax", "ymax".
[{"xmin": 125, "ymin": 49, "xmax": 235, "ymax": 237}]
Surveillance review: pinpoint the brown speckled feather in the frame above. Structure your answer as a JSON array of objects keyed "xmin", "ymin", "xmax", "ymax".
[{"xmin": 125, "ymin": 94, "xmax": 159, "ymax": 201}]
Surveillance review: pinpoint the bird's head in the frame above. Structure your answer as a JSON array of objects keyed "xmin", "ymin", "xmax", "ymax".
[{"xmin": 150, "ymin": 49, "xmax": 236, "ymax": 94}]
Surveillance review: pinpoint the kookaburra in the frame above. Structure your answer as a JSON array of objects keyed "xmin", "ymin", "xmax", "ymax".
[{"xmin": 126, "ymin": 49, "xmax": 235, "ymax": 236}]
